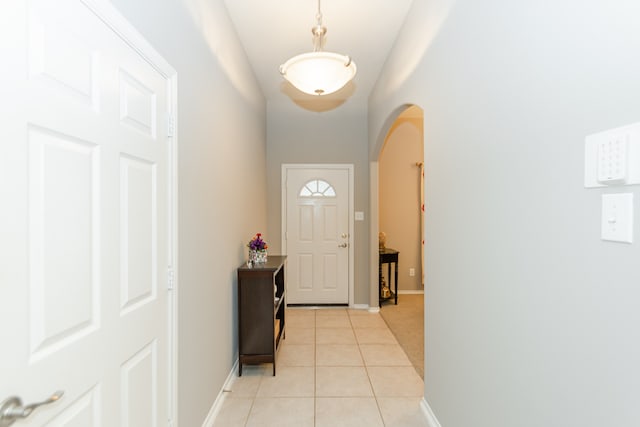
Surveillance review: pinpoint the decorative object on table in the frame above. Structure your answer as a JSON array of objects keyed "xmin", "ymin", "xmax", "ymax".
[
  {"xmin": 248, "ymin": 233, "xmax": 268, "ymax": 264},
  {"xmin": 381, "ymin": 277, "xmax": 391, "ymax": 299},
  {"xmin": 378, "ymin": 231, "xmax": 387, "ymax": 250}
]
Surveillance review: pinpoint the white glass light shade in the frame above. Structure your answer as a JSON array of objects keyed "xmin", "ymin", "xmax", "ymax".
[{"xmin": 280, "ymin": 51, "xmax": 357, "ymax": 96}]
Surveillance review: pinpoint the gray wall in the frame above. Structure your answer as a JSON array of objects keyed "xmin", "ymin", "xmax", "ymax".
[
  {"xmin": 370, "ymin": 0, "xmax": 640, "ymax": 426},
  {"xmin": 110, "ymin": 1, "xmax": 266, "ymax": 425},
  {"xmin": 266, "ymin": 101, "xmax": 370, "ymax": 305}
]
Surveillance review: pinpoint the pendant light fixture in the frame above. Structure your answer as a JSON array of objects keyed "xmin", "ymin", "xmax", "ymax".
[{"xmin": 279, "ymin": 0, "xmax": 357, "ymax": 96}]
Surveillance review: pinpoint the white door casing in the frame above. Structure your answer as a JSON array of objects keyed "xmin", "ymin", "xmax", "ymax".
[
  {"xmin": 282, "ymin": 165, "xmax": 353, "ymax": 305},
  {"xmin": 0, "ymin": 0, "xmax": 177, "ymax": 426}
]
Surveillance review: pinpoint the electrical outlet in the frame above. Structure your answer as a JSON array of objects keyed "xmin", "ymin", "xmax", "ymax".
[{"xmin": 409, "ymin": 268, "xmax": 415, "ymax": 277}]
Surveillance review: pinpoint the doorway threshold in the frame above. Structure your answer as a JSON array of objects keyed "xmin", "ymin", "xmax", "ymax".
[{"xmin": 287, "ymin": 303, "xmax": 349, "ymax": 308}]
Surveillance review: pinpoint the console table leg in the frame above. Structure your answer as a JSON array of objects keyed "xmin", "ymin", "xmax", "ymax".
[
  {"xmin": 394, "ymin": 260, "xmax": 398, "ymax": 305},
  {"xmin": 378, "ymin": 260, "xmax": 383, "ymax": 306}
]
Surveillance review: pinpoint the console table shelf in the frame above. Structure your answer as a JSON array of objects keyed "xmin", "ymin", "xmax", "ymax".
[{"xmin": 237, "ymin": 255, "xmax": 286, "ymax": 376}]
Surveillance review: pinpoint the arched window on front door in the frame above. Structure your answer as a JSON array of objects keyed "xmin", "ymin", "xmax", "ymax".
[{"xmin": 299, "ymin": 179, "xmax": 336, "ymax": 197}]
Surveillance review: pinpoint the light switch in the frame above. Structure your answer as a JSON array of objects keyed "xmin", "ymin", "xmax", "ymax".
[
  {"xmin": 355, "ymin": 211, "xmax": 364, "ymax": 221},
  {"xmin": 601, "ymin": 193, "xmax": 633, "ymax": 243}
]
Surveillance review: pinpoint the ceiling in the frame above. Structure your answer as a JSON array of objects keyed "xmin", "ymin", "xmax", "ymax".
[{"xmin": 222, "ymin": 0, "xmax": 414, "ymax": 105}]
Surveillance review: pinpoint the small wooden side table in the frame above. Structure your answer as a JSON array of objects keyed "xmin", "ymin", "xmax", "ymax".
[{"xmin": 379, "ymin": 248, "xmax": 399, "ymax": 306}]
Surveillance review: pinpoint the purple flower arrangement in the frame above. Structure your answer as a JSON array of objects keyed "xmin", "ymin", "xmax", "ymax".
[{"xmin": 248, "ymin": 233, "xmax": 268, "ymax": 251}]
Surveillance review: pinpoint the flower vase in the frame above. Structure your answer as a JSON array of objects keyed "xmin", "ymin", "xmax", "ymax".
[
  {"xmin": 249, "ymin": 249, "xmax": 268, "ymax": 264},
  {"xmin": 255, "ymin": 249, "xmax": 267, "ymax": 263}
]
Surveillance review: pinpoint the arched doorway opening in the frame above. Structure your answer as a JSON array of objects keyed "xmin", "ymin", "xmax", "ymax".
[
  {"xmin": 369, "ymin": 104, "xmax": 425, "ymax": 377},
  {"xmin": 379, "ymin": 105, "xmax": 425, "ymax": 294}
]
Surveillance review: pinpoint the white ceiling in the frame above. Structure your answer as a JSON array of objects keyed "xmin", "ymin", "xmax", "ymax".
[{"xmin": 223, "ymin": 0, "xmax": 414, "ymax": 105}]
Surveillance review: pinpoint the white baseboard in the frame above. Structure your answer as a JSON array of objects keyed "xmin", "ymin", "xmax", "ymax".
[
  {"xmin": 420, "ymin": 397, "xmax": 442, "ymax": 427},
  {"xmin": 346, "ymin": 303, "xmax": 381, "ymax": 313},
  {"xmin": 202, "ymin": 359, "xmax": 239, "ymax": 427},
  {"xmin": 397, "ymin": 290, "xmax": 425, "ymax": 295}
]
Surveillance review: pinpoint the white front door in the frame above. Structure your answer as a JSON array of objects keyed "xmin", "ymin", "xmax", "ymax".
[
  {"xmin": 0, "ymin": 1, "xmax": 175, "ymax": 425},
  {"xmin": 283, "ymin": 166, "xmax": 352, "ymax": 304}
]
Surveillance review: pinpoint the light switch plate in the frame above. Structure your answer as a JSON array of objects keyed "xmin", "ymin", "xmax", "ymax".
[
  {"xmin": 355, "ymin": 211, "xmax": 364, "ymax": 221},
  {"xmin": 601, "ymin": 193, "xmax": 633, "ymax": 243}
]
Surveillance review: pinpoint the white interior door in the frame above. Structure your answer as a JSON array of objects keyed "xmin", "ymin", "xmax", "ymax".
[
  {"xmin": 283, "ymin": 166, "xmax": 352, "ymax": 304},
  {"xmin": 0, "ymin": 1, "xmax": 175, "ymax": 426}
]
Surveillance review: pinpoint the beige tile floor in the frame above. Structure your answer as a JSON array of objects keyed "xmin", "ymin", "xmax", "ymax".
[{"xmin": 214, "ymin": 308, "xmax": 428, "ymax": 427}]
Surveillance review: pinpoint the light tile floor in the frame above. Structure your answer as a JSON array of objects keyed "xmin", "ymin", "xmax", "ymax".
[{"xmin": 214, "ymin": 308, "xmax": 428, "ymax": 427}]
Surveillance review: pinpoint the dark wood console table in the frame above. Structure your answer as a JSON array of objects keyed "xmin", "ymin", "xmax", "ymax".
[
  {"xmin": 237, "ymin": 255, "xmax": 286, "ymax": 376},
  {"xmin": 379, "ymin": 248, "xmax": 399, "ymax": 305}
]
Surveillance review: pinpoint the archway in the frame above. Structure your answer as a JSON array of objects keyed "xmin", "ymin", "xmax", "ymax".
[
  {"xmin": 369, "ymin": 104, "xmax": 425, "ymax": 377},
  {"xmin": 369, "ymin": 104, "xmax": 425, "ymax": 307}
]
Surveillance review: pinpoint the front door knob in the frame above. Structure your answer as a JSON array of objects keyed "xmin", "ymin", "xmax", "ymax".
[{"xmin": 0, "ymin": 391, "xmax": 64, "ymax": 427}]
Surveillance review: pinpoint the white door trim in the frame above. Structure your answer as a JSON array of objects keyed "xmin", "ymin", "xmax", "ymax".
[
  {"xmin": 282, "ymin": 164, "xmax": 354, "ymax": 306},
  {"xmin": 81, "ymin": 1, "xmax": 179, "ymax": 424}
]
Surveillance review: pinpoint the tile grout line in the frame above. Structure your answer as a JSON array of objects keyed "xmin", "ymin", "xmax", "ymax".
[
  {"xmin": 313, "ymin": 310, "xmax": 317, "ymax": 426},
  {"xmin": 350, "ymin": 310, "xmax": 388, "ymax": 426}
]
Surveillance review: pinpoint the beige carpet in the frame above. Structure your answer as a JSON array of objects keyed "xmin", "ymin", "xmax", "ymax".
[{"xmin": 379, "ymin": 294, "xmax": 424, "ymax": 378}]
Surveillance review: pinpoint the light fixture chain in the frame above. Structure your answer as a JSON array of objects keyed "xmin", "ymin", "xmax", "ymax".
[
  {"xmin": 312, "ymin": 0, "xmax": 327, "ymax": 52},
  {"xmin": 316, "ymin": 0, "xmax": 323, "ymax": 25}
]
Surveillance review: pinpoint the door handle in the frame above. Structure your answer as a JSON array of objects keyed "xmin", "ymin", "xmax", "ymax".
[
  {"xmin": 338, "ymin": 243, "xmax": 348, "ymax": 248},
  {"xmin": 0, "ymin": 391, "xmax": 64, "ymax": 427}
]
